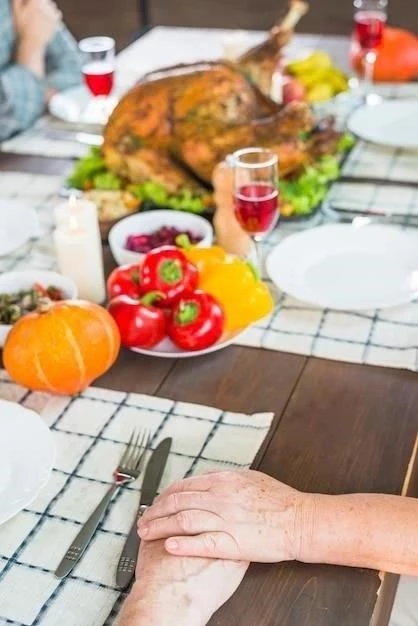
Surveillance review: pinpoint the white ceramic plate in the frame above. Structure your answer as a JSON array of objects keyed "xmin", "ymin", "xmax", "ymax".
[
  {"xmin": 0, "ymin": 200, "xmax": 40, "ymax": 256},
  {"xmin": 131, "ymin": 327, "xmax": 249, "ymax": 358},
  {"xmin": 48, "ymin": 85, "xmax": 117, "ymax": 126},
  {"xmin": 348, "ymin": 99, "xmax": 418, "ymax": 150},
  {"xmin": 266, "ymin": 224, "xmax": 418, "ymax": 311},
  {"xmin": 0, "ymin": 400, "xmax": 55, "ymax": 525}
]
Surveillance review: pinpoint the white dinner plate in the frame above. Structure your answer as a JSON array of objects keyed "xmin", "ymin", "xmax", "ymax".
[
  {"xmin": 0, "ymin": 400, "xmax": 55, "ymax": 525},
  {"xmin": 0, "ymin": 200, "xmax": 40, "ymax": 256},
  {"xmin": 48, "ymin": 85, "xmax": 117, "ymax": 126},
  {"xmin": 266, "ymin": 224, "xmax": 418, "ymax": 311},
  {"xmin": 348, "ymin": 99, "xmax": 418, "ymax": 150},
  {"xmin": 131, "ymin": 327, "xmax": 249, "ymax": 358}
]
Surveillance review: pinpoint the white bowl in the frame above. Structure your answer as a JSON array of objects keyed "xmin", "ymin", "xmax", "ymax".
[
  {"xmin": 108, "ymin": 210, "xmax": 214, "ymax": 266},
  {"xmin": 0, "ymin": 270, "xmax": 78, "ymax": 347}
]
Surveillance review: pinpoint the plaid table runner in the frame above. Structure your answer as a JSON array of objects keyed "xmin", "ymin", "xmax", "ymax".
[
  {"xmin": 0, "ymin": 371, "xmax": 274, "ymax": 625},
  {"xmin": 0, "ymin": 170, "xmax": 418, "ymax": 371},
  {"xmin": 0, "ymin": 173, "xmax": 58, "ymax": 275}
]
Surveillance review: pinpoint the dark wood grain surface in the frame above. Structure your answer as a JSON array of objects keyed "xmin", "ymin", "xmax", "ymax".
[{"xmin": 1, "ymin": 113, "xmax": 418, "ymax": 626}]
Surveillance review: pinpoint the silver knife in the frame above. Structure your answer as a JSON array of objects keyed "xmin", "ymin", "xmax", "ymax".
[
  {"xmin": 116, "ymin": 437, "xmax": 172, "ymax": 589},
  {"xmin": 328, "ymin": 204, "xmax": 417, "ymax": 220},
  {"xmin": 324, "ymin": 203, "xmax": 418, "ymax": 227}
]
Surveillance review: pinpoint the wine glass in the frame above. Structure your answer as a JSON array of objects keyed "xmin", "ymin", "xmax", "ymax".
[
  {"xmin": 79, "ymin": 37, "xmax": 115, "ymax": 121},
  {"xmin": 232, "ymin": 148, "xmax": 279, "ymax": 273},
  {"xmin": 353, "ymin": 0, "xmax": 387, "ymax": 103}
]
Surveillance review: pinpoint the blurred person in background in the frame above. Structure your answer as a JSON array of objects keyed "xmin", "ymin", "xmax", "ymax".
[{"xmin": 0, "ymin": 0, "xmax": 81, "ymax": 141}]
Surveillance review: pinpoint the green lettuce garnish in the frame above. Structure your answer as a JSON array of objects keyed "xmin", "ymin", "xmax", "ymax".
[
  {"xmin": 67, "ymin": 147, "xmax": 107, "ymax": 189},
  {"xmin": 129, "ymin": 181, "xmax": 206, "ymax": 214},
  {"xmin": 92, "ymin": 171, "xmax": 122, "ymax": 190},
  {"xmin": 67, "ymin": 149, "xmax": 206, "ymax": 213},
  {"xmin": 279, "ymin": 154, "xmax": 342, "ymax": 216},
  {"xmin": 338, "ymin": 132, "xmax": 356, "ymax": 153}
]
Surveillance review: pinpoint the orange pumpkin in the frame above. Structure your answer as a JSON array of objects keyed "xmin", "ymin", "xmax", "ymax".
[
  {"xmin": 350, "ymin": 27, "xmax": 418, "ymax": 83},
  {"xmin": 4, "ymin": 300, "xmax": 121, "ymax": 395}
]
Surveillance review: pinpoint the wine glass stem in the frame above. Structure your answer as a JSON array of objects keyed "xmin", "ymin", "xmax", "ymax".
[
  {"xmin": 252, "ymin": 237, "xmax": 263, "ymax": 276},
  {"xmin": 364, "ymin": 50, "xmax": 376, "ymax": 95}
]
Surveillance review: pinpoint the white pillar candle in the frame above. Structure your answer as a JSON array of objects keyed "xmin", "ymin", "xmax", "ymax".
[{"xmin": 53, "ymin": 196, "xmax": 106, "ymax": 304}]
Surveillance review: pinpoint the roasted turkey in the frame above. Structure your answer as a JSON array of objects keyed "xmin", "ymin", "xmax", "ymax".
[{"xmin": 102, "ymin": 1, "xmax": 339, "ymax": 197}]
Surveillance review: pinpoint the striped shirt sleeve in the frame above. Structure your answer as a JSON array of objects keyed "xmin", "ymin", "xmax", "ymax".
[
  {"xmin": 0, "ymin": 63, "xmax": 46, "ymax": 141},
  {"xmin": 46, "ymin": 27, "xmax": 82, "ymax": 92}
]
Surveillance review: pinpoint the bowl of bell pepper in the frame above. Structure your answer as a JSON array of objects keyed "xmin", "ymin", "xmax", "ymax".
[{"xmin": 106, "ymin": 244, "xmax": 274, "ymax": 357}]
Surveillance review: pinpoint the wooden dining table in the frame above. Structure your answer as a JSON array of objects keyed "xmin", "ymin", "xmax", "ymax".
[{"xmin": 1, "ymin": 33, "xmax": 418, "ymax": 626}]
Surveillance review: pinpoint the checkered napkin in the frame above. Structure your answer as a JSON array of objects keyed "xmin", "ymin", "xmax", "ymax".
[
  {"xmin": 0, "ymin": 371, "xmax": 273, "ymax": 626},
  {"xmin": 1, "ymin": 170, "xmax": 418, "ymax": 371}
]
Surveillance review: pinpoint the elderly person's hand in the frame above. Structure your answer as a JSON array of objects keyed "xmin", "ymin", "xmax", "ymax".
[
  {"xmin": 117, "ymin": 538, "xmax": 249, "ymax": 626},
  {"xmin": 138, "ymin": 470, "xmax": 301, "ymax": 562},
  {"xmin": 138, "ymin": 470, "xmax": 418, "ymax": 579}
]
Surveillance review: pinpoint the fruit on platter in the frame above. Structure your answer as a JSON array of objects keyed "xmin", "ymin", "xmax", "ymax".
[
  {"xmin": 4, "ymin": 300, "xmax": 120, "ymax": 394},
  {"xmin": 107, "ymin": 245, "xmax": 274, "ymax": 351},
  {"xmin": 282, "ymin": 75, "xmax": 306, "ymax": 104},
  {"xmin": 350, "ymin": 26, "xmax": 418, "ymax": 82},
  {"xmin": 286, "ymin": 51, "xmax": 349, "ymax": 102}
]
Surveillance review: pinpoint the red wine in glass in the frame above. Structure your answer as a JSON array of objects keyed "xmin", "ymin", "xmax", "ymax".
[
  {"xmin": 234, "ymin": 183, "xmax": 279, "ymax": 237},
  {"xmin": 354, "ymin": 10, "xmax": 386, "ymax": 50},
  {"xmin": 82, "ymin": 61, "xmax": 114, "ymax": 97}
]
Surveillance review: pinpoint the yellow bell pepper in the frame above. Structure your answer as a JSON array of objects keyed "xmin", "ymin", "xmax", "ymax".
[
  {"xmin": 182, "ymin": 245, "xmax": 227, "ymax": 282},
  {"xmin": 200, "ymin": 258, "xmax": 274, "ymax": 331}
]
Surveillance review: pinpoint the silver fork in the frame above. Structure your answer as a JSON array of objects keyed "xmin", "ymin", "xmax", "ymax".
[{"xmin": 55, "ymin": 429, "xmax": 150, "ymax": 579}]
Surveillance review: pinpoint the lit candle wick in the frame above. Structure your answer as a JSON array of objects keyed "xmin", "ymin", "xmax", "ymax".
[{"xmin": 69, "ymin": 194, "xmax": 78, "ymax": 210}]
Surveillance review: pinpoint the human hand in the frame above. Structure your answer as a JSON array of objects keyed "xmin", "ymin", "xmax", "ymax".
[
  {"xmin": 138, "ymin": 470, "xmax": 301, "ymax": 562},
  {"xmin": 212, "ymin": 161, "xmax": 251, "ymax": 258},
  {"xmin": 13, "ymin": 0, "xmax": 62, "ymax": 49},
  {"xmin": 118, "ymin": 539, "xmax": 248, "ymax": 626}
]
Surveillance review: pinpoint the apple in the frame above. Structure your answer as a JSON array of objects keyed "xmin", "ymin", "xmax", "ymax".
[{"xmin": 282, "ymin": 75, "xmax": 306, "ymax": 104}]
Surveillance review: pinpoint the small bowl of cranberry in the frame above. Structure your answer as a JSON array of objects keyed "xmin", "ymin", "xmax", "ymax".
[{"xmin": 108, "ymin": 210, "xmax": 214, "ymax": 266}]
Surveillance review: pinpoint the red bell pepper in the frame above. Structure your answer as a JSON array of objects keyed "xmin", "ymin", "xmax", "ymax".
[
  {"xmin": 107, "ymin": 264, "xmax": 142, "ymax": 300},
  {"xmin": 168, "ymin": 291, "xmax": 225, "ymax": 351},
  {"xmin": 107, "ymin": 292, "xmax": 166, "ymax": 348},
  {"xmin": 140, "ymin": 246, "xmax": 198, "ymax": 306}
]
